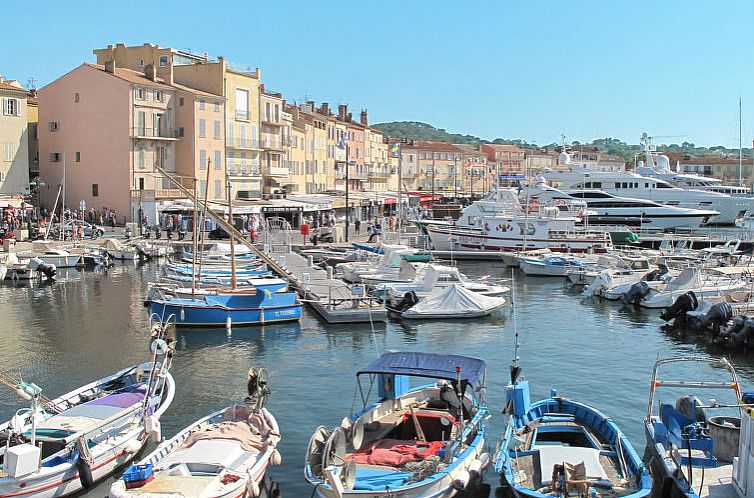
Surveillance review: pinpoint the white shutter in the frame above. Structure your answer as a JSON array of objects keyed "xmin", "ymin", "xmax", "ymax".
[
  {"xmin": 16, "ymin": 99, "xmax": 21, "ymax": 116},
  {"xmin": 0, "ymin": 98, "xmax": 5, "ymax": 116}
]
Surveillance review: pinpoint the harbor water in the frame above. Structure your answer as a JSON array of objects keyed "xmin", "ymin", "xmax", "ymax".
[{"xmin": 1, "ymin": 261, "xmax": 753, "ymax": 497}]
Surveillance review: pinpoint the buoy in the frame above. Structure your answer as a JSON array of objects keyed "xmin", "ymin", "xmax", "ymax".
[
  {"xmin": 146, "ymin": 415, "xmax": 161, "ymax": 443},
  {"xmin": 246, "ymin": 479, "xmax": 260, "ymax": 497},
  {"xmin": 260, "ymin": 308, "xmax": 265, "ymax": 325},
  {"xmin": 180, "ymin": 308, "xmax": 185, "ymax": 322},
  {"xmin": 226, "ymin": 315, "xmax": 232, "ymax": 331},
  {"xmin": 270, "ymin": 449, "xmax": 283, "ymax": 466},
  {"xmin": 452, "ymin": 469, "xmax": 470, "ymax": 490},
  {"xmin": 124, "ymin": 439, "xmax": 142, "ymax": 454},
  {"xmin": 468, "ymin": 459, "xmax": 483, "ymax": 478}
]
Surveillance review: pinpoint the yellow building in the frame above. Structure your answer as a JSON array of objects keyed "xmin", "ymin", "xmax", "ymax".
[
  {"xmin": 286, "ymin": 107, "xmax": 307, "ymax": 194},
  {"xmin": 0, "ymin": 77, "xmax": 30, "ymax": 194},
  {"xmin": 27, "ymin": 90, "xmax": 38, "ymax": 179}
]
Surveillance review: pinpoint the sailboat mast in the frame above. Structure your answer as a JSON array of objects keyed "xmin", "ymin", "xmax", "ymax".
[
  {"xmin": 740, "ymin": 98, "xmax": 743, "ymax": 186},
  {"xmin": 196, "ymin": 158, "xmax": 213, "ymax": 286},
  {"xmin": 191, "ymin": 179, "xmax": 198, "ymax": 296},
  {"xmin": 226, "ymin": 178, "xmax": 237, "ymax": 290}
]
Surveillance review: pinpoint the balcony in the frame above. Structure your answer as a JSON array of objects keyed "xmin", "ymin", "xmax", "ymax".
[
  {"xmin": 403, "ymin": 171, "xmax": 418, "ymax": 178},
  {"xmin": 131, "ymin": 127, "xmax": 180, "ymax": 140},
  {"xmin": 235, "ymin": 109, "xmax": 249, "ymax": 121},
  {"xmin": 350, "ymin": 171, "xmax": 369, "ymax": 181},
  {"xmin": 369, "ymin": 170, "xmax": 389, "ymax": 179},
  {"xmin": 130, "ymin": 188, "xmax": 184, "ymax": 201},
  {"xmin": 227, "ymin": 137, "xmax": 260, "ymax": 150},
  {"xmin": 260, "ymin": 138, "xmax": 286, "ymax": 152},
  {"xmin": 264, "ymin": 166, "xmax": 289, "ymax": 178},
  {"xmin": 261, "ymin": 114, "xmax": 282, "ymax": 126}
]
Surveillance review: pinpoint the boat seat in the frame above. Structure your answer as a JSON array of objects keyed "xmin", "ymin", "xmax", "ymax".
[{"xmin": 352, "ymin": 468, "xmax": 412, "ymax": 491}]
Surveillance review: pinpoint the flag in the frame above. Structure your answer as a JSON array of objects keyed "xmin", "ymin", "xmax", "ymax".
[
  {"xmin": 465, "ymin": 160, "xmax": 473, "ymax": 168},
  {"xmin": 337, "ymin": 133, "xmax": 347, "ymax": 150},
  {"xmin": 389, "ymin": 142, "xmax": 401, "ymax": 158}
]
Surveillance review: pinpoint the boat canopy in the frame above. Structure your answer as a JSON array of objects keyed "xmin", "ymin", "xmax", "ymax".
[{"xmin": 357, "ymin": 352, "xmax": 486, "ymax": 387}]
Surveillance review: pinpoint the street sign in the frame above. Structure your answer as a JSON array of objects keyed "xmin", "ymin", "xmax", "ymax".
[{"xmin": 79, "ymin": 200, "xmax": 86, "ymax": 211}]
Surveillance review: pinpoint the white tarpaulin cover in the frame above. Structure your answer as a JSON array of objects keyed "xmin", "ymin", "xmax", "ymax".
[{"xmin": 402, "ymin": 284, "xmax": 506, "ymax": 319}]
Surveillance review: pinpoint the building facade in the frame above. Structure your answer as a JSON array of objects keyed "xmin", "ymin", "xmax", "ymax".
[{"xmin": 0, "ymin": 77, "xmax": 30, "ymax": 195}]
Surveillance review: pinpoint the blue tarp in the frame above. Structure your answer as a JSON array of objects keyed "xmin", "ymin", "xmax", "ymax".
[{"xmin": 357, "ymin": 352, "xmax": 486, "ymax": 386}]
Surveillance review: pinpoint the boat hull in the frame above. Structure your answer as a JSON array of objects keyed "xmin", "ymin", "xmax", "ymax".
[
  {"xmin": 148, "ymin": 299, "xmax": 302, "ymax": 327},
  {"xmin": 427, "ymin": 226, "xmax": 610, "ymax": 254}
]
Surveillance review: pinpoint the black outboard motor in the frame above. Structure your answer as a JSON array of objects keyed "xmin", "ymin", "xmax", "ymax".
[
  {"xmin": 715, "ymin": 316, "xmax": 754, "ymax": 349},
  {"xmin": 688, "ymin": 302, "xmax": 733, "ymax": 332},
  {"xmin": 622, "ymin": 281, "xmax": 650, "ymax": 306},
  {"xmin": 178, "ymin": 226, "xmax": 187, "ymax": 240},
  {"xmin": 394, "ymin": 291, "xmax": 419, "ymax": 312},
  {"xmin": 660, "ymin": 291, "xmax": 698, "ymax": 322},
  {"xmin": 643, "ymin": 264, "xmax": 669, "ymax": 282},
  {"xmin": 154, "ymin": 226, "xmax": 162, "ymax": 239},
  {"xmin": 166, "ymin": 227, "xmax": 173, "ymax": 240},
  {"xmin": 29, "ymin": 257, "xmax": 57, "ymax": 281}
]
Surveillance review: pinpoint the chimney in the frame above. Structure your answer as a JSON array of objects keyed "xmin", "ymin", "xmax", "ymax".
[
  {"xmin": 0, "ymin": 74, "xmax": 4, "ymax": 83},
  {"xmin": 260, "ymin": 83, "xmax": 265, "ymax": 93},
  {"xmin": 291, "ymin": 106, "xmax": 300, "ymax": 120},
  {"xmin": 347, "ymin": 112, "xmax": 353, "ymax": 122},
  {"xmin": 360, "ymin": 109, "xmax": 368, "ymax": 126},
  {"xmin": 338, "ymin": 104, "xmax": 348, "ymax": 121},
  {"xmin": 157, "ymin": 63, "xmax": 174, "ymax": 85},
  {"xmin": 104, "ymin": 60, "xmax": 115, "ymax": 74},
  {"xmin": 144, "ymin": 63, "xmax": 156, "ymax": 81},
  {"xmin": 319, "ymin": 102, "xmax": 330, "ymax": 116}
]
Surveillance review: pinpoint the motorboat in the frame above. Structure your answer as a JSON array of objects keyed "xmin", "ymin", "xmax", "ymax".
[
  {"xmin": 18, "ymin": 242, "xmax": 83, "ymax": 268},
  {"xmin": 566, "ymin": 252, "xmax": 653, "ymax": 287},
  {"xmin": 644, "ymin": 356, "xmax": 754, "ymax": 498},
  {"xmin": 522, "ymin": 180, "xmax": 718, "ymax": 229},
  {"xmin": 374, "ymin": 264, "xmax": 509, "ymax": 305},
  {"xmin": 391, "ymin": 284, "xmax": 507, "ymax": 319},
  {"xmin": 337, "ymin": 245, "xmax": 431, "ymax": 283},
  {"xmin": 519, "ymin": 256, "xmax": 596, "ymax": 277},
  {"xmin": 495, "ymin": 362, "xmax": 652, "ymax": 498},
  {"xmin": 305, "ymin": 351, "xmax": 490, "ymax": 497},
  {"xmin": 424, "ymin": 190, "xmax": 612, "ymax": 254},
  {"xmin": 147, "ymin": 277, "xmax": 290, "ymax": 300},
  {"xmin": 638, "ymin": 268, "xmax": 747, "ymax": 309},
  {"xmin": 0, "ymin": 321, "xmax": 175, "ymax": 498},
  {"xmin": 1, "ymin": 253, "xmax": 57, "ymax": 282},
  {"xmin": 109, "ymin": 368, "xmax": 281, "ymax": 498}
]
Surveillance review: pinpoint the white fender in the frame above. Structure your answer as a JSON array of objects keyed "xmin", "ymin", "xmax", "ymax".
[
  {"xmin": 270, "ymin": 448, "xmax": 282, "ymax": 466},
  {"xmin": 124, "ymin": 439, "xmax": 142, "ymax": 454},
  {"xmin": 452, "ymin": 469, "xmax": 470, "ymax": 490},
  {"xmin": 246, "ymin": 479, "xmax": 260, "ymax": 497},
  {"xmin": 146, "ymin": 415, "xmax": 161, "ymax": 443},
  {"xmin": 468, "ymin": 458, "xmax": 483, "ymax": 478}
]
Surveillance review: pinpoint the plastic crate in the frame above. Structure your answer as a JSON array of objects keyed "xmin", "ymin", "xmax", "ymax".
[{"xmin": 123, "ymin": 464, "xmax": 153, "ymax": 485}]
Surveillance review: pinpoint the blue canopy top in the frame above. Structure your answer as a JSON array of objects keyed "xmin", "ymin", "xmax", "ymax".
[{"xmin": 357, "ymin": 352, "xmax": 486, "ymax": 387}]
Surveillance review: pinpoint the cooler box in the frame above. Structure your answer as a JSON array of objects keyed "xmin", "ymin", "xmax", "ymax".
[
  {"xmin": 6, "ymin": 443, "xmax": 41, "ymax": 477},
  {"xmin": 123, "ymin": 464, "xmax": 154, "ymax": 489}
]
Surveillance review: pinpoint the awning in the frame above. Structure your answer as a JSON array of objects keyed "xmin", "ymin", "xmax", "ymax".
[
  {"xmin": 357, "ymin": 352, "xmax": 486, "ymax": 386},
  {"xmin": 499, "ymin": 175, "xmax": 526, "ymax": 180}
]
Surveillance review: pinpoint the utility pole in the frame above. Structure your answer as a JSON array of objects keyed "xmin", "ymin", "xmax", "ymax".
[{"xmin": 345, "ymin": 141, "xmax": 350, "ymax": 241}]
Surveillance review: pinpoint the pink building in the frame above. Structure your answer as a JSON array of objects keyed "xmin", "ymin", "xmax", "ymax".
[{"xmin": 39, "ymin": 63, "xmax": 179, "ymax": 223}]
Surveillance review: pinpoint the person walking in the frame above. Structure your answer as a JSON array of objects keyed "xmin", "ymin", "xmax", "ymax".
[{"xmin": 354, "ymin": 218, "xmax": 361, "ymax": 235}]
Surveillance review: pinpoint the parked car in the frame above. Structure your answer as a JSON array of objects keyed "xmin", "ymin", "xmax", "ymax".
[{"xmin": 50, "ymin": 221, "xmax": 105, "ymax": 239}]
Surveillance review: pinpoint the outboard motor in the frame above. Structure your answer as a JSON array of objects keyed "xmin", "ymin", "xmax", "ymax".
[
  {"xmin": 154, "ymin": 226, "xmax": 162, "ymax": 239},
  {"xmin": 676, "ymin": 395, "xmax": 707, "ymax": 424},
  {"xmin": 166, "ymin": 227, "xmax": 173, "ymax": 240},
  {"xmin": 622, "ymin": 281, "xmax": 650, "ymax": 306},
  {"xmin": 715, "ymin": 316, "xmax": 754, "ymax": 349},
  {"xmin": 688, "ymin": 302, "xmax": 733, "ymax": 332},
  {"xmin": 124, "ymin": 226, "xmax": 132, "ymax": 240},
  {"xmin": 643, "ymin": 265, "xmax": 669, "ymax": 282},
  {"xmin": 29, "ymin": 257, "xmax": 57, "ymax": 281},
  {"xmin": 394, "ymin": 291, "xmax": 419, "ymax": 312},
  {"xmin": 660, "ymin": 291, "xmax": 698, "ymax": 322},
  {"xmin": 178, "ymin": 226, "xmax": 187, "ymax": 240}
]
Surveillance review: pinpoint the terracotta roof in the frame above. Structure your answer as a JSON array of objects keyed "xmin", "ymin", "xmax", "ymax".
[
  {"xmin": 0, "ymin": 81, "xmax": 28, "ymax": 93},
  {"xmin": 481, "ymin": 143, "xmax": 526, "ymax": 152},
  {"xmin": 409, "ymin": 141, "xmax": 461, "ymax": 153},
  {"xmin": 170, "ymin": 81, "xmax": 223, "ymax": 98},
  {"xmin": 84, "ymin": 63, "xmax": 175, "ymax": 90}
]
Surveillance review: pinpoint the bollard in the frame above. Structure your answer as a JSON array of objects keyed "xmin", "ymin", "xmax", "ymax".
[
  {"xmin": 326, "ymin": 266, "xmax": 333, "ymax": 280},
  {"xmin": 307, "ymin": 255, "xmax": 314, "ymax": 267}
]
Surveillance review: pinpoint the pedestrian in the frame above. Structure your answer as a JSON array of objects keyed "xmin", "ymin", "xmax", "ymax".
[
  {"xmin": 355, "ymin": 218, "xmax": 361, "ymax": 235},
  {"xmin": 367, "ymin": 223, "xmax": 376, "ymax": 243}
]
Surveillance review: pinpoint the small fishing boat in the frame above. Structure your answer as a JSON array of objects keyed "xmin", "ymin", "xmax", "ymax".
[
  {"xmin": 519, "ymin": 256, "xmax": 596, "ymax": 277},
  {"xmin": 495, "ymin": 364, "xmax": 652, "ymax": 498},
  {"xmin": 0, "ymin": 320, "xmax": 175, "ymax": 498},
  {"xmin": 644, "ymin": 356, "xmax": 754, "ymax": 498},
  {"xmin": 391, "ymin": 284, "xmax": 507, "ymax": 319},
  {"xmin": 109, "ymin": 367, "xmax": 282, "ymax": 498},
  {"xmin": 305, "ymin": 351, "xmax": 490, "ymax": 498}
]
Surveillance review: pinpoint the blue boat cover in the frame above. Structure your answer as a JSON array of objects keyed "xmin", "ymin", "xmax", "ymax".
[
  {"xmin": 352, "ymin": 468, "xmax": 411, "ymax": 491},
  {"xmin": 357, "ymin": 352, "xmax": 486, "ymax": 386}
]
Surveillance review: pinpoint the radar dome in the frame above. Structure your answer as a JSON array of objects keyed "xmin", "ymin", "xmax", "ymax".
[
  {"xmin": 558, "ymin": 151, "xmax": 571, "ymax": 165},
  {"xmin": 657, "ymin": 155, "xmax": 671, "ymax": 171},
  {"xmin": 637, "ymin": 160, "xmax": 645, "ymax": 169}
]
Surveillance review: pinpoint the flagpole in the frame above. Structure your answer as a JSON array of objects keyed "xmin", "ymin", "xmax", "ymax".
[
  {"xmin": 345, "ymin": 141, "xmax": 350, "ymax": 242},
  {"xmin": 397, "ymin": 141, "xmax": 403, "ymax": 242}
]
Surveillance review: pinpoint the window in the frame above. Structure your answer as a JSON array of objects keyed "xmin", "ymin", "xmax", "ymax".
[
  {"xmin": 214, "ymin": 180, "xmax": 222, "ymax": 199},
  {"xmin": 178, "ymin": 127, "xmax": 184, "ymax": 138},
  {"xmin": 139, "ymin": 59, "xmax": 144, "ymax": 67},
  {"xmin": 50, "ymin": 152, "xmax": 61, "ymax": 162},
  {"xmin": 179, "ymin": 96, "xmax": 184, "ymax": 107},
  {"xmin": 75, "ymin": 151, "xmax": 81, "ymax": 162},
  {"xmin": 92, "ymin": 184, "xmax": 99, "ymax": 197},
  {"xmin": 3, "ymin": 143, "xmax": 14, "ymax": 161},
  {"xmin": 198, "ymin": 119, "xmax": 206, "ymax": 138},
  {"xmin": 139, "ymin": 178, "xmax": 145, "ymax": 190},
  {"xmin": 199, "ymin": 99, "xmax": 205, "ymax": 110},
  {"xmin": 74, "ymin": 93, "xmax": 80, "ymax": 103},
  {"xmin": 3, "ymin": 98, "xmax": 18, "ymax": 116},
  {"xmin": 137, "ymin": 147, "xmax": 145, "ymax": 169},
  {"xmin": 159, "ymin": 55, "xmax": 168, "ymax": 67},
  {"xmin": 154, "ymin": 90, "xmax": 162, "ymax": 102},
  {"xmin": 135, "ymin": 87, "xmax": 145, "ymax": 100},
  {"xmin": 199, "ymin": 180, "xmax": 207, "ymax": 198},
  {"xmin": 48, "ymin": 121, "xmax": 59, "ymax": 132},
  {"xmin": 213, "ymin": 120, "xmax": 221, "ymax": 139},
  {"xmin": 214, "ymin": 102, "xmax": 220, "ymax": 112},
  {"xmin": 214, "ymin": 150, "xmax": 221, "ymax": 170},
  {"xmin": 199, "ymin": 149, "xmax": 207, "ymax": 169},
  {"xmin": 235, "ymin": 89, "xmax": 249, "ymax": 120}
]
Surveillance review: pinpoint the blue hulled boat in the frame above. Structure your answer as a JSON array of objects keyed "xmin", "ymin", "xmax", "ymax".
[
  {"xmin": 146, "ymin": 281, "xmax": 302, "ymax": 327},
  {"xmin": 495, "ymin": 363, "xmax": 651, "ymax": 498}
]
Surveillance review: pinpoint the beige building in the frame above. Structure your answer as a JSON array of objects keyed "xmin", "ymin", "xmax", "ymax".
[
  {"xmin": 566, "ymin": 146, "xmax": 625, "ymax": 172},
  {"xmin": 259, "ymin": 88, "xmax": 288, "ymax": 196},
  {"xmin": 524, "ymin": 149, "xmax": 557, "ymax": 175},
  {"xmin": 27, "ymin": 90, "xmax": 39, "ymax": 180},
  {"xmin": 0, "ymin": 77, "xmax": 30, "ymax": 194}
]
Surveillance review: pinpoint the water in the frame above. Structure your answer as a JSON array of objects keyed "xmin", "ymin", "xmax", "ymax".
[{"xmin": 0, "ymin": 261, "xmax": 753, "ymax": 497}]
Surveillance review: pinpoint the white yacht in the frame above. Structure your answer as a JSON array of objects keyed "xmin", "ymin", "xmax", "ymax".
[{"xmin": 523, "ymin": 181, "xmax": 718, "ymax": 229}]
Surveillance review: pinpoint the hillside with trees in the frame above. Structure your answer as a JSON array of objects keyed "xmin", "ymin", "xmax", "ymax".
[{"xmin": 373, "ymin": 121, "xmax": 753, "ymax": 166}]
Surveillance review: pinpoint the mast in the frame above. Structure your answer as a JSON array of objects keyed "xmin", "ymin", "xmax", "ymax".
[
  {"xmin": 397, "ymin": 141, "xmax": 403, "ymax": 242},
  {"xmin": 226, "ymin": 177, "xmax": 237, "ymax": 290},
  {"xmin": 739, "ymin": 98, "xmax": 743, "ymax": 186},
  {"xmin": 196, "ymin": 158, "xmax": 212, "ymax": 287},
  {"xmin": 191, "ymin": 178, "xmax": 198, "ymax": 296}
]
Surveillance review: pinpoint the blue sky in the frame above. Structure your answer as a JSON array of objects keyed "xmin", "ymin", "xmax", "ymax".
[{"xmin": 4, "ymin": 0, "xmax": 753, "ymax": 147}]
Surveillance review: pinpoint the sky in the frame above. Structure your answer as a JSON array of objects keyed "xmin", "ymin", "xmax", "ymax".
[{"xmin": 3, "ymin": 0, "xmax": 754, "ymax": 148}]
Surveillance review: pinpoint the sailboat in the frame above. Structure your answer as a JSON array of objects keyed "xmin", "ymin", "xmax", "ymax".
[{"xmin": 145, "ymin": 178, "xmax": 302, "ymax": 328}]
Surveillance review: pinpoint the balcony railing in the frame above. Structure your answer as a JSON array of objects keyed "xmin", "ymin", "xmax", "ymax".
[
  {"xmin": 264, "ymin": 166, "xmax": 289, "ymax": 177},
  {"xmin": 260, "ymin": 138, "xmax": 285, "ymax": 151},
  {"xmin": 235, "ymin": 109, "xmax": 249, "ymax": 121},
  {"xmin": 261, "ymin": 114, "xmax": 282, "ymax": 125},
  {"xmin": 131, "ymin": 127, "xmax": 180, "ymax": 139},
  {"xmin": 227, "ymin": 137, "xmax": 260, "ymax": 150},
  {"xmin": 369, "ymin": 170, "xmax": 389, "ymax": 179}
]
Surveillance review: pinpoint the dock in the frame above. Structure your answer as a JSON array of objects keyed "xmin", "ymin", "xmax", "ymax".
[{"xmin": 267, "ymin": 250, "xmax": 387, "ymax": 324}]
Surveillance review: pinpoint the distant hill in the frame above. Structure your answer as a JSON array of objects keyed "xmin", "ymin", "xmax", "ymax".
[{"xmin": 372, "ymin": 121, "xmax": 753, "ymax": 166}]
